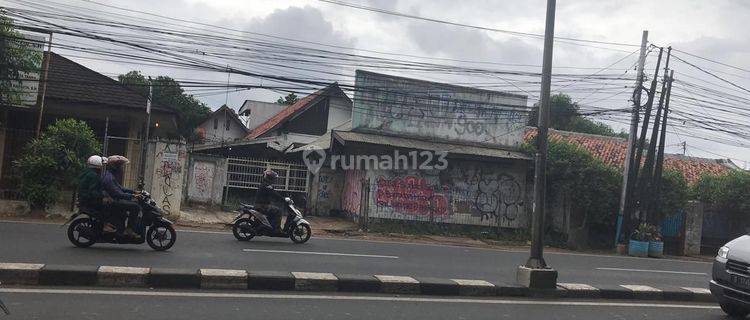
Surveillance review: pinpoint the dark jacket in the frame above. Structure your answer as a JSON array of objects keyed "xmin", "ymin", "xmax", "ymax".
[
  {"xmin": 77, "ymin": 168, "xmax": 104, "ymax": 208},
  {"xmin": 254, "ymin": 182, "xmax": 285, "ymax": 205},
  {"xmin": 102, "ymin": 169, "xmax": 134, "ymax": 201}
]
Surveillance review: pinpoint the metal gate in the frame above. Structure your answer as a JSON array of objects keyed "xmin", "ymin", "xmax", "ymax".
[{"xmin": 226, "ymin": 157, "xmax": 309, "ymax": 193}]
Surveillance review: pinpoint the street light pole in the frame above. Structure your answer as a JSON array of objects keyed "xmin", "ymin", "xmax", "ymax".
[{"xmin": 517, "ymin": 0, "xmax": 558, "ymax": 289}]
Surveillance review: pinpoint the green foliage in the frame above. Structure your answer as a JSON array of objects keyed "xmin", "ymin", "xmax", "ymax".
[
  {"xmin": 14, "ymin": 119, "xmax": 100, "ymax": 210},
  {"xmin": 524, "ymin": 139, "xmax": 622, "ymax": 227},
  {"xmin": 118, "ymin": 71, "xmax": 211, "ymax": 141},
  {"xmin": 693, "ymin": 170, "xmax": 750, "ymax": 218},
  {"xmin": 632, "ymin": 222, "xmax": 661, "ymax": 242},
  {"xmin": 655, "ymin": 170, "xmax": 689, "ymax": 220},
  {"xmin": 529, "ymin": 93, "xmax": 627, "ymax": 138},
  {"xmin": 0, "ymin": 12, "xmax": 44, "ymax": 107},
  {"xmin": 277, "ymin": 93, "xmax": 299, "ymax": 105}
]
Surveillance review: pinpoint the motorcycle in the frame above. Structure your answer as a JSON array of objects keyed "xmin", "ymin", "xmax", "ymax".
[
  {"xmin": 231, "ymin": 198, "xmax": 312, "ymax": 244},
  {"xmin": 0, "ymin": 289, "xmax": 8, "ymax": 316},
  {"xmin": 64, "ymin": 191, "xmax": 177, "ymax": 251}
]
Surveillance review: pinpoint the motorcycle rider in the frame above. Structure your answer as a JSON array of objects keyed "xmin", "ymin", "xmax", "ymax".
[
  {"xmin": 254, "ymin": 170, "xmax": 287, "ymax": 233},
  {"xmin": 102, "ymin": 155, "xmax": 141, "ymax": 239},
  {"xmin": 77, "ymin": 155, "xmax": 116, "ymax": 233}
]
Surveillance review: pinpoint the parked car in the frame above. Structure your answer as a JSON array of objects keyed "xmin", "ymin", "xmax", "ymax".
[{"xmin": 711, "ymin": 235, "xmax": 750, "ymax": 318}]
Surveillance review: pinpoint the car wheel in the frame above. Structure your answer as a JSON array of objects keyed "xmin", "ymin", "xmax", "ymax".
[{"xmin": 720, "ymin": 303, "xmax": 750, "ymax": 318}]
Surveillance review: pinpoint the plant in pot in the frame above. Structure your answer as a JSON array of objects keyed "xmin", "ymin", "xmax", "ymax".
[
  {"xmin": 648, "ymin": 225, "xmax": 664, "ymax": 258},
  {"xmin": 628, "ymin": 222, "xmax": 651, "ymax": 257}
]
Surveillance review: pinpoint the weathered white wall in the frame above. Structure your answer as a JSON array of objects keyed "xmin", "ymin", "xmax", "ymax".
[
  {"xmin": 327, "ymin": 95, "xmax": 352, "ymax": 131},
  {"xmin": 352, "ymin": 70, "xmax": 528, "ymax": 149},
  {"xmin": 341, "ymin": 159, "xmax": 527, "ymax": 228},
  {"xmin": 146, "ymin": 141, "xmax": 187, "ymax": 218},
  {"xmin": 240, "ymin": 100, "xmax": 287, "ymax": 130},
  {"xmin": 197, "ymin": 110, "xmax": 247, "ymax": 143},
  {"xmin": 185, "ymin": 154, "xmax": 227, "ymax": 207},
  {"xmin": 308, "ymin": 167, "xmax": 344, "ymax": 216}
]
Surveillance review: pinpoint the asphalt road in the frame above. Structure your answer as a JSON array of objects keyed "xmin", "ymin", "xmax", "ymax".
[
  {"xmin": 0, "ymin": 287, "xmax": 724, "ymax": 320},
  {"xmin": 0, "ymin": 221, "xmax": 712, "ymax": 288}
]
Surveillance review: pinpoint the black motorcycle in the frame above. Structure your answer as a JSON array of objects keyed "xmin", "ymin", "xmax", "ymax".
[
  {"xmin": 231, "ymin": 198, "xmax": 312, "ymax": 244},
  {"xmin": 64, "ymin": 191, "xmax": 177, "ymax": 251},
  {"xmin": 0, "ymin": 293, "xmax": 8, "ymax": 316}
]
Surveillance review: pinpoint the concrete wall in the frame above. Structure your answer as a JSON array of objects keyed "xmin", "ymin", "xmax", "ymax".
[
  {"xmin": 340, "ymin": 159, "xmax": 527, "ymax": 228},
  {"xmin": 198, "ymin": 110, "xmax": 247, "ymax": 143},
  {"xmin": 327, "ymin": 95, "xmax": 352, "ymax": 131},
  {"xmin": 684, "ymin": 200, "xmax": 704, "ymax": 256},
  {"xmin": 184, "ymin": 153, "xmax": 227, "ymax": 207},
  {"xmin": 352, "ymin": 70, "xmax": 528, "ymax": 149},
  {"xmin": 144, "ymin": 140, "xmax": 187, "ymax": 218},
  {"xmin": 308, "ymin": 167, "xmax": 344, "ymax": 216},
  {"xmin": 240, "ymin": 100, "xmax": 286, "ymax": 130}
]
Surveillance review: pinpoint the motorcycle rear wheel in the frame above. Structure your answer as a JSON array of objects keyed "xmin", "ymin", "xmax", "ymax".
[
  {"xmin": 146, "ymin": 224, "xmax": 176, "ymax": 251},
  {"xmin": 232, "ymin": 218, "xmax": 255, "ymax": 241},
  {"xmin": 67, "ymin": 218, "xmax": 96, "ymax": 248}
]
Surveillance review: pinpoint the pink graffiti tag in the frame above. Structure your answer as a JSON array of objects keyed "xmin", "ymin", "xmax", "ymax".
[{"xmin": 375, "ymin": 176, "xmax": 449, "ymax": 217}]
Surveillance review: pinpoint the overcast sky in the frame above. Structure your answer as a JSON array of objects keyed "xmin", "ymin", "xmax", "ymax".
[{"xmin": 7, "ymin": 0, "xmax": 750, "ymax": 165}]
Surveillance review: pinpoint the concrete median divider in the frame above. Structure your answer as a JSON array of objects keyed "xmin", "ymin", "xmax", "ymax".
[{"xmin": 0, "ymin": 262, "xmax": 716, "ymax": 303}]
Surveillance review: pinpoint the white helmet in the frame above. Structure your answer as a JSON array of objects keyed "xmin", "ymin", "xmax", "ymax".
[{"xmin": 86, "ymin": 155, "xmax": 106, "ymax": 168}]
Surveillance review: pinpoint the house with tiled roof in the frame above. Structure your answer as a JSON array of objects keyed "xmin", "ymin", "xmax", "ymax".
[
  {"xmin": 523, "ymin": 127, "xmax": 737, "ymax": 185},
  {"xmin": 1, "ymin": 52, "xmax": 178, "ymax": 193}
]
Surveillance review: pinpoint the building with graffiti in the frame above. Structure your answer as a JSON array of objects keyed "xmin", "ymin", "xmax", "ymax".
[{"xmin": 299, "ymin": 71, "xmax": 532, "ymax": 229}]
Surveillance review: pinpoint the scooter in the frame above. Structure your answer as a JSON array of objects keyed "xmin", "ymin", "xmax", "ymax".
[
  {"xmin": 231, "ymin": 198, "xmax": 312, "ymax": 244},
  {"xmin": 63, "ymin": 191, "xmax": 177, "ymax": 251},
  {"xmin": 0, "ymin": 289, "xmax": 8, "ymax": 315}
]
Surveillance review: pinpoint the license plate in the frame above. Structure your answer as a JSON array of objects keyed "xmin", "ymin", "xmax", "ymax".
[{"xmin": 731, "ymin": 274, "xmax": 750, "ymax": 289}]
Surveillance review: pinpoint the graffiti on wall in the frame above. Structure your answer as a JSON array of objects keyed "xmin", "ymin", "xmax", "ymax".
[
  {"xmin": 375, "ymin": 176, "xmax": 449, "ymax": 217},
  {"xmin": 342, "ymin": 170, "xmax": 365, "ymax": 214},
  {"xmin": 317, "ymin": 174, "xmax": 333, "ymax": 201},
  {"xmin": 191, "ymin": 161, "xmax": 215, "ymax": 201},
  {"xmin": 155, "ymin": 143, "xmax": 185, "ymax": 213}
]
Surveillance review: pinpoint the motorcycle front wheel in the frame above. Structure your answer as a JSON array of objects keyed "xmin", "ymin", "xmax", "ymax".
[
  {"xmin": 146, "ymin": 224, "xmax": 176, "ymax": 251},
  {"xmin": 290, "ymin": 224, "xmax": 311, "ymax": 244},
  {"xmin": 232, "ymin": 218, "xmax": 255, "ymax": 241},
  {"xmin": 67, "ymin": 218, "xmax": 96, "ymax": 248}
]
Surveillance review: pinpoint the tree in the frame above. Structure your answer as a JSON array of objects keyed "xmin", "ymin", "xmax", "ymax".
[
  {"xmin": 277, "ymin": 93, "xmax": 299, "ymax": 105},
  {"xmin": 118, "ymin": 71, "xmax": 211, "ymax": 141},
  {"xmin": 0, "ymin": 12, "xmax": 44, "ymax": 108},
  {"xmin": 528, "ymin": 93, "xmax": 627, "ymax": 138},
  {"xmin": 693, "ymin": 171, "xmax": 750, "ymax": 235},
  {"xmin": 14, "ymin": 119, "xmax": 101, "ymax": 211}
]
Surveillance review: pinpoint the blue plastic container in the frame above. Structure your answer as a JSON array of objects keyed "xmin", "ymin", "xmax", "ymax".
[
  {"xmin": 648, "ymin": 241, "xmax": 664, "ymax": 258},
  {"xmin": 628, "ymin": 240, "xmax": 649, "ymax": 257}
]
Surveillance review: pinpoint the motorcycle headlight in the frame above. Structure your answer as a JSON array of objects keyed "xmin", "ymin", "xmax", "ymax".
[{"xmin": 717, "ymin": 246, "xmax": 730, "ymax": 260}]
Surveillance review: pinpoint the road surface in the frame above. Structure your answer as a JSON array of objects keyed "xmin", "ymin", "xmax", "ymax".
[
  {"xmin": 0, "ymin": 287, "xmax": 723, "ymax": 320},
  {"xmin": 0, "ymin": 221, "xmax": 712, "ymax": 288}
]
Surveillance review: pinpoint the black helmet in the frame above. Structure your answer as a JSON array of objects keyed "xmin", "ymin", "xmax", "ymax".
[{"xmin": 263, "ymin": 170, "xmax": 278, "ymax": 183}]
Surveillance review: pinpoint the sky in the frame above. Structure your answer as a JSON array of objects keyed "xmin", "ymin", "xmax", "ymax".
[{"xmin": 4, "ymin": 0, "xmax": 750, "ymax": 165}]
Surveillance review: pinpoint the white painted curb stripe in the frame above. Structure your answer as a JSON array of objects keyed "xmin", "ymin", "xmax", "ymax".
[
  {"xmin": 375, "ymin": 275, "xmax": 419, "ymax": 283},
  {"xmin": 558, "ymin": 283, "xmax": 599, "ymax": 291},
  {"xmin": 621, "ymin": 285, "xmax": 662, "ymax": 292}
]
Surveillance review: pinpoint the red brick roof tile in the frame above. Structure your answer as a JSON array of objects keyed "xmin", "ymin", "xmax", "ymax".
[
  {"xmin": 524, "ymin": 127, "xmax": 732, "ymax": 185},
  {"xmin": 244, "ymin": 88, "xmax": 325, "ymax": 140}
]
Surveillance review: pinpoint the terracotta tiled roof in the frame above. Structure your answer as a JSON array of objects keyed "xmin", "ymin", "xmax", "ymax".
[
  {"xmin": 45, "ymin": 52, "xmax": 173, "ymax": 112},
  {"xmin": 524, "ymin": 127, "xmax": 733, "ymax": 185},
  {"xmin": 244, "ymin": 88, "xmax": 325, "ymax": 140}
]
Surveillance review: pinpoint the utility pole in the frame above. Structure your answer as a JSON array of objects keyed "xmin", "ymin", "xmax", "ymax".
[
  {"xmin": 615, "ymin": 31, "xmax": 649, "ymax": 246},
  {"xmin": 517, "ymin": 0, "xmax": 557, "ymax": 289},
  {"xmin": 34, "ymin": 32, "xmax": 53, "ymax": 137},
  {"xmin": 138, "ymin": 80, "xmax": 152, "ymax": 190},
  {"xmin": 652, "ymin": 69, "xmax": 675, "ymax": 218},
  {"xmin": 639, "ymin": 46, "xmax": 671, "ymax": 223},
  {"xmin": 682, "ymin": 142, "xmax": 687, "ymax": 156}
]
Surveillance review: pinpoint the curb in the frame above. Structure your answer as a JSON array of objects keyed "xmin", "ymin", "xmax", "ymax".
[{"xmin": 0, "ymin": 262, "xmax": 715, "ymax": 302}]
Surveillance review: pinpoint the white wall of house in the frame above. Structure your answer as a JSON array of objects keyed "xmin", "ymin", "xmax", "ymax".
[
  {"xmin": 327, "ymin": 95, "xmax": 352, "ymax": 130},
  {"xmin": 240, "ymin": 100, "xmax": 286, "ymax": 130},
  {"xmin": 198, "ymin": 110, "xmax": 247, "ymax": 143}
]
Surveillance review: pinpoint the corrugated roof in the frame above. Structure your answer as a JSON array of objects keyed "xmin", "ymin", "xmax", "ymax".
[
  {"xmin": 332, "ymin": 130, "xmax": 530, "ymax": 160},
  {"xmin": 524, "ymin": 127, "xmax": 733, "ymax": 184},
  {"xmin": 45, "ymin": 52, "xmax": 173, "ymax": 112}
]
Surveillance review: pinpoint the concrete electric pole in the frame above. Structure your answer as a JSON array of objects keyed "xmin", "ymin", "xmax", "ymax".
[
  {"xmin": 517, "ymin": 0, "xmax": 557, "ymax": 289},
  {"xmin": 615, "ymin": 31, "xmax": 648, "ymax": 247}
]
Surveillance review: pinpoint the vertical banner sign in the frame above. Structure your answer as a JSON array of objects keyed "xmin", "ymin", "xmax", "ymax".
[{"xmin": 7, "ymin": 34, "xmax": 45, "ymax": 108}]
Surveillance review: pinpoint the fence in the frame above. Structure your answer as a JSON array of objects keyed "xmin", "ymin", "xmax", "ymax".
[{"xmin": 225, "ymin": 157, "xmax": 309, "ymax": 193}]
